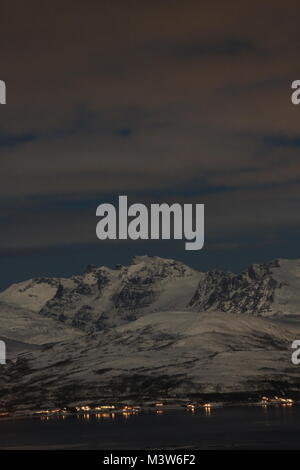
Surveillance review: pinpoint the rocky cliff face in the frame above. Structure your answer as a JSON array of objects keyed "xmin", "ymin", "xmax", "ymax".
[
  {"xmin": 189, "ymin": 262, "xmax": 278, "ymax": 315},
  {"xmin": 190, "ymin": 258, "xmax": 300, "ymax": 317}
]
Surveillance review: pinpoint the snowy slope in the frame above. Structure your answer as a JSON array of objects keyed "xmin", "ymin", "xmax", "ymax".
[
  {"xmin": 270, "ymin": 259, "xmax": 300, "ymax": 316},
  {"xmin": 1, "ymin": 337, "xmax": 40, "ymax": 360},
  {"xmin": 0, "ymin": 278, "xmax": 60, "ymax": 312},
  {"xmin": 1, "ymin": 311, "xmax": 298, "ymax": 411},
  {"xmin": 0, "ymin": 301, "xmax": 82, "ymax": 345}
]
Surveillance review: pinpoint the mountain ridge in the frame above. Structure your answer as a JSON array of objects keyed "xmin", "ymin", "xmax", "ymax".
[
  {"xmin": 1, "ymin": 256, "xmax": 300, "ymax": 411},
  {"xmin": 1, "ymin": 256, "xmax": 300, "ymax": 340}
]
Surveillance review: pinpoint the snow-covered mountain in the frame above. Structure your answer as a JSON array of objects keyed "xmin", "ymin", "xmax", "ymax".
[
  {"xmin": 2, "ymin": 256, "xmax": 300, "ymax": 410},
  {"xmin": 0, "ymin": 256, "xmax": 202, "ymax": 333},
  {"xmin": 1, "ymin": 257, "xmax": 300, "ymax": 343},
  {"xmin": 1, "ymin": 312, "xmax": 298, "ymax": 412}
]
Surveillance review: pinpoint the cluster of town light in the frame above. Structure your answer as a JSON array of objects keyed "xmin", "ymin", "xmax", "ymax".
[
  {"xmin": 34, "ymin": 404, "xmax": 143, "ymax": 418},
  {"xmin": 34, "ymin": 405, "xmax": 117, "ymax": 415},
  {"xmin": 31, "ymin": 402, "xmax": 214, "ymax": 418},
  {"xmin": 261, "ymin": 396, "xmax": 294, "ymax": 406},
  {"xmin": 186, "ymin": 403, "xmax": 212, "ymax": 416},
  {"xmin": 35, "ymin": 408, "xmax": 68, "ymax": 415},
  {"xmin": 15, "ymin": 397, "xmax": 298, "ymax": 420},
  {"xmin": 186, "ymin": 403, "xmax": 211, "ymax": 410}
]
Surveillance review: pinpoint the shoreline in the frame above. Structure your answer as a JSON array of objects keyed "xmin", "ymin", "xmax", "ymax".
[{"xmin": 0, "ymin": 397, "xmax": 297, "ymax": 422}]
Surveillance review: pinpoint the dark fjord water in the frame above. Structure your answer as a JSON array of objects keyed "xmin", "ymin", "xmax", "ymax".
[{"xmin": 1, "ymin": 406, "xmax": 300, "ymax": 450}]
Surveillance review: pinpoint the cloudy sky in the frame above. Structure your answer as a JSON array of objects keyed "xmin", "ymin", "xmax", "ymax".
[{"xmin": 1, "ymin": 0, "xmax": 300, "ymax": 288}]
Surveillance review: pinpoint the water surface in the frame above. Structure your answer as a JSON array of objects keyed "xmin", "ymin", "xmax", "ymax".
[{"xmin": 0, "ymin": 406, "xmax": 299, "ymax": 450}]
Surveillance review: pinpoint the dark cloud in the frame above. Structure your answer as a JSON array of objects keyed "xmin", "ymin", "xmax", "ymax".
[
  {"xmin": 0, "ymin": 131, "xmax": 36, "ymax": 148},
  {"xmin": 164, "ymin": 38, "xmax": 260, "ymax": 59},
  {"xmin": 1, "ymin": 0, "xmax": 300, "ymax": 287},
  {"xmin": 263, "ymin": 134, "xmax": 300, "ymax": 148},
  {"xmin": 113, "ymin": 127, "xmax": 133, "ymax": 137}
]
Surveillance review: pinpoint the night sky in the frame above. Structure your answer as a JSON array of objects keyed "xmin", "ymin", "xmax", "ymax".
[{"xmin": 1, "ymin": 1, "xmax": 300, "ymax": 289}]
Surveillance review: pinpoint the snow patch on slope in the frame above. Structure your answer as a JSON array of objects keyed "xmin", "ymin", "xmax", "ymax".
[
  {"xmin": 0, "ymin": 279, "xmax": 60, "ymax": 312},
  {"xmin": 0, "ymin": 301, "xmax": 82, "ymax": 345}
]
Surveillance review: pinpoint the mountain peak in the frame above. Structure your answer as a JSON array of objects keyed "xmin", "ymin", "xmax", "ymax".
[{"xmin": 2, "ymin": 256, "xmax": 300, "ymax": 336}]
